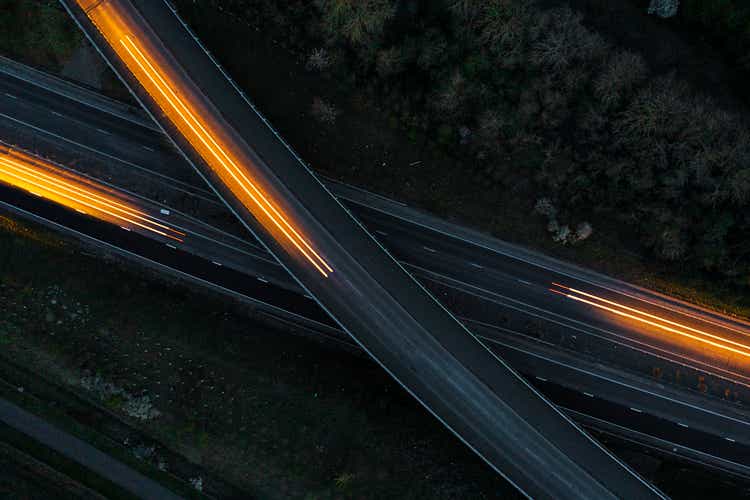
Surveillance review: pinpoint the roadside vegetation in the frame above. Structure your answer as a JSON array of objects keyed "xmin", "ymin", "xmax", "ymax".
[
  {"xmin": 176, "ymin": 0, "xmax": 750, "ymax": 318},
  {"xmin": 0, "ymin": 0, "xmax": 81, "ymax": 70},
  {"xmin": 0, "ymin": 216, "xmax": 517, "ymax": 498}
]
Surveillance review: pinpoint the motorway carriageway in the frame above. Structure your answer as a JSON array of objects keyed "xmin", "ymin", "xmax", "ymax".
[
  {"xmin": 60, "ymin": 0, "xmax": 668, "ymax": 497},
  {"xmin": 1, "ymin": 145, "xmax": 750, "ymax": 483},
  {"xmin": 3, "ymin": 57, "xmax": 750, "ymax": 391},
  {"xmin": 1, "ymin": 60, "xmax": 750, "ymax": 482},
  {"xmin": 4, "ymin": 48, "xmax": 750, "ymax": 468},
  {"xmin": 4, "ymin": 43, "xmax": 750, "ymax": 479}
]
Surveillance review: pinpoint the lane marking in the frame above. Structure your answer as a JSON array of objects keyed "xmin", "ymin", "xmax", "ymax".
[
  {"xmin": 211, "ymin": 261, "xmax": 222, "ymax": 266},
  {"xmin": 141, "ymin": 145, "xmax": 155, "ymax": 152},
  {"xmin": 165, "ymin": 243, "xmax": 177, "ymax": 250},
  {"xmin": 630, "ymin": 407, "xmax": 643, "ymax": 413},
  {"xmin": 583, "ymin": 392, "xmax": 594, "ymax": 398},
  {"xmin": 4, "ymin": 93, "xmax": 17, "ymax": 99},
  {"xmin": 535, "ymin": 376, "xmax": 547, "ymax": 382},
  {"xmin": 96, "ymin": 128, "xmax": 111, "ymax": 135},
  {"xmin": 677, "ymin": 422, "xmax": 689, "ymax": 428},
  {"xmin": 517, "ymin": 279, "xmax": 532, "ymax": 285},
  {"xmin": 375, "ymin": 230, "xmax": 388, "ymax": 236},
  {"xmin": 119, "ymin": 226, "xmax": 131, "ymax": 232},
  {"xmin": 256, "ymin": 277, "xmax": 269, "ymax": 283},
  {"xmin": 469, "ymin": 262, "xmax": 484, "ymax": 269},
  {"xmin": 51, "ymin": 111, "xmax": 63, "ymax": 117},
  {"xmin": 422, "ymin": 246, "xmax": 437, "ymax": 253},
  {"xmin": 725, "ymin": 437, "xmax": 736, "ymax": 443}
]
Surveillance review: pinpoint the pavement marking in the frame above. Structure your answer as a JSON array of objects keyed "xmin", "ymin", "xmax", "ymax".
[
  {"xmin": 583, "ymin": 392, "xmax": 594, "ymax": 398},
  {"xmin": 75, "ymin": 209, "xmax": 87, "ymax": 215},
  {"xmin": 256, "ymin": 277, "xmax": 269, "ymax": 283},
  {"xmin": 375, "ymin": 230, "xmax": 388, "ymax": 236},
  {"xmin": 30, "ymin": 191, "xmax": 42, "ymax": 197},
  {"xmin": 141, "ymin": 145, "xmax": 155, "ymax": 152},
  {"xmin": 165, "ymin": 243, "xmax": 177, "ymax": 250},
  {"xmin": 211, "ymin": 260, "xmax": 222, "ymax": 266},
  {"xmin": 725, "ymin": 437, "xmax": 736, "ymax": 443},
  {"xmin": 629, "ymin": 407, "xmax": 643, "ymax": 413},
  {"xmin": 469, "ymin": 262, "xmax": 484, "ymax": 269},
  {"xmin": 535, "ymin": 376, "xmax": 547, "ymax": 382},
  {"xmin": 677, "ymin": 422, "xmax": 689, "ymax": 428},
  {"xmin": 304, "ymin": 294, "xmax": 314, "ymax": 300},
  {"xmin": 4, "ymin": 92, "xmax": 16, "ymax": 99},
  {"xmin": 51, "ymin": 110, "xmax": 63, "ymax": 117},
  {"xmin": 422, "ymin": 246, "xmax": 437, "ymax": 253},
  {"xmin": 517, "ymin": 279, "xmax": 532, "ymax": 285},
  {"xmin": 119, "ymin": 226, "xmax": 131, "ymax": 232},
  {"xmin": 96, "ymin": 128, "xmax": 111, "ymax": 135}
]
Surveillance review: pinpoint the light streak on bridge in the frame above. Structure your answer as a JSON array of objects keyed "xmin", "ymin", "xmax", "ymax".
[{"xmin": 76, "ymin": 0, "xmax": 332, "ymax": 277}]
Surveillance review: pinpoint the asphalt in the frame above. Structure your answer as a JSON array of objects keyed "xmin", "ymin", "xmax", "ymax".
[
  {"xmin": 0, "ymin": 397, "xmax": 183, "ymax": 499},
  {"xmin": 56, "ymin": 1, "xmax": 668, "ymax": 497},
  {"xmin": 3, "ymin": 50, "xmax": 750, "ymax": 485},
  {"xmin": 2, "ymin": 58, "xmax": 748, "ymax": 389}
]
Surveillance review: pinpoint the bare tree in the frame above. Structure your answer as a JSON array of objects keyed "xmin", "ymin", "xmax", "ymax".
[{"xmin": 594, "ymin": 50, "xmax": 648, "ymax": 109}]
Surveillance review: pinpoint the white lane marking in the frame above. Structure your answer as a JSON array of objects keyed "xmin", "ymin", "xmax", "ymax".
[
  {"xmin": 51, "ymin": 111, "xmax": 64, "ymax": 117},
  {"xmin": 469, "ymin": 262, "xmax": 484, "ymax": 269},
  {"xmin": 142, "ymin": 145, "xmax": 155, "ymax": 152},
  {"xmin": 517, "ymin": 279, "xmax": 532, "ymax": 285},
  {"xmin": 256, "ymin": 277, "xmax": 269, "ymax": 283},
  {"xmin": 4, "ymin": 93, "xmax": 17, "ymax": 99},
  {"xmin": 677, "ymin": 422, "xmax": 689, "ymax": 428},
  {"xmin": 96, "ymin": 128, "xmax": 111, "ymax": 135},
  {"xmin": 422, "ymin": 246, "xmax": 437, "ymax": 253},
  {"xmin": 630, "ymin": 407, "xmax": 643, "ymax": 413},
  {"xmin": 165, "ymin": 243, "xmax": 177, "ymax": 250},
  {"xmin": 304, "ymin": 294, "xmax": 314, "ymax": 300},
  {"xmin": 211, "ymin": 261, "xmax": 222, "ymax": 266},
  {"xmin": 725, "ymin": 437, "xmax": 736, "ymax": 443},
  {"xmin": 30, "ymin": 191, "xmax": 42, "ymax": 197},
  {"xmin": 535, "ymin": 376, "xmax": 547, "ymax": 382},
  {"xmin": 75, "ymin": 209, "xmax": 86, "ymax": 215},
  {"xmin": 583, "ymin": 392, "xmax": 594, "ymax": 398},
  {"xmin": 375, "ymin": 230, "xmax": 388, "ymax": 236},
  {"xmin": 119, "ymin": 226, "xmax": 131, "ymax": 232}
]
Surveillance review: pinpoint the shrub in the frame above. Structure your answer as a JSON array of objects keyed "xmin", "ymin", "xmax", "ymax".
[
  {"xmin": 529, "ymin": 7, "xmax": 608, "ymax": 72},
  {"xmin": 311, "ymin": 97, "xmax": 339, "ymax": 124},
  {"xmin": 375, "ymin": 46, "xmax": 404, "ymax": 77},
  {"xmin": 306, "ymin": 47, "xmax": 332, "ymax": 71},
  {"xmin": 316, "ymin": 0, "xmax": 395, "ymax": 48},
  {"xmin": 594, "ymin": 50, "xmax": 649, "ymax": 109}
]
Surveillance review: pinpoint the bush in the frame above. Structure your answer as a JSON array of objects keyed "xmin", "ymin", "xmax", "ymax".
[
  {"xmin": 594, "ymin": 50, "xmax": 649, "ymax": 109},
  {"xmin": 311, "ymin": 97, "xmax": 339, "ymax": 124},
  {"xmin": 316, "ymin": 0, "xmax": 395, "ymax": 48}
]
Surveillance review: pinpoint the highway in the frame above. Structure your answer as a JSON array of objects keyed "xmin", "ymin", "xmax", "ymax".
[
  {"xmin": 56, "ymin": 0, "xmax": 667, "ymax": 497},
  {"xmin": 2, "ymin": 161, "xmax": 750, "ymax": 485},
  {"xmin": 3, "ymin": 53, "xmax": 750, "ymax": 389},
  {"xmin": 2, "ymin": 74, "xmax": 750, "ymax": 480},
  {"xmin": 3, "ymin": 50, "xmax": 750, "ymax": 484}
]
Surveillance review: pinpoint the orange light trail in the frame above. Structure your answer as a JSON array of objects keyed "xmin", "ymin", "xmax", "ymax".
[
  {"xmin": 0, "ymin": 148, "xmax": 184, "ymax": 242},
  {"xmin": 78, "ymin": 0, "xmax": 332, "ymax": 277},
  {"xmin": 550, "ymin": 283, "xmax": 750, "ymax": 360}
]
